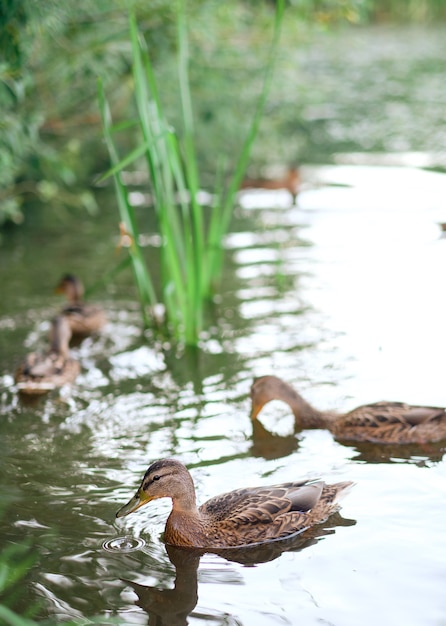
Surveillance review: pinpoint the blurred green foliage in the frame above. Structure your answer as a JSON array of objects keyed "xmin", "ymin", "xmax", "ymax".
[
  {"xmin": 0, "ymin": 490, "xmax": 40, "ymax": 625},
  {"xmin": 0, "ymin": 0, "xmax": 178, "ymax": 226},
  {"xmin": 1, "ymin": 0, "xmax": 445, "ymax": 227},
  {"xmin": 0, "ymin": 492, "xmax": 119, "ymax": 625},
  {"xmin": 0, "ymin": 543, "xmax": 39, "ymax": 624}
]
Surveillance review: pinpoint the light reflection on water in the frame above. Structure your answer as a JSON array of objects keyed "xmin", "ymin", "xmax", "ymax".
[
  {"xmin": 2, "ymin": 153, "xmax": 446, "ymax": 626},
  {"xmin": 102, "ymin": 536, "xmax": 146, "ymax": 552}
]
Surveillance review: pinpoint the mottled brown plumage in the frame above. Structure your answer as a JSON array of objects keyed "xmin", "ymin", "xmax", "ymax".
[
  {"xmin": 55, "ymin": 274, "xmax": 107, "ymax": 337},
  {"xmin": 116, "ymin": 458, "xmax": 352, "ymax": 549},
  {"xmin": 15, "ymin": 315, "xmax": 80, "ymax": 395},
  {"xmin": 250, "ymin": 375, "xmax": 446, "ymax": 444}
]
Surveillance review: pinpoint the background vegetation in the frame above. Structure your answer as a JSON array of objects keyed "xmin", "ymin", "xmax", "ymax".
[{"xmin": 1, "ymin": 0, "xmax": 446, "ymax": 227}]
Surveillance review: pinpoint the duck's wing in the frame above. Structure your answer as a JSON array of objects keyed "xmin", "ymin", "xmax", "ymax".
[
  {"xmin": 198, "ymin": 479, "xmax": 353, "ymax": 548},
  {"xmin": 26, "ymin": 353, "xmax": 66, "ymax": 378},
  {"xmin": 63, "ymin": 302, "xmax": 103, "ymax": 318},
  {"xmin": 200, "ymin": 480, "xmax": 323, "ymax": 525},
  {"xmin": 62, "ymin": 302, "xmax": 106, "ymax": 335},
  {"xmin": 399, "ymin": 405, "xmax": 446, "ymax": 426},
  {"xmin": 345, "ymin": 401, "xmax": 446, "ymax": 427},
  {"xmin": 19, "ymin": 352, "xmax": 39, "ymax": 375}
]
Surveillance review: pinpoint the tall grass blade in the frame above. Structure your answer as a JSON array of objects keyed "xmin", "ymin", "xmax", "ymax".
[
  {"xmin": 98, "ymin": 79, "xmax": 157, "ymax": 327},
  {"xmin": 97, "ymin": 141, "xmax": 153, "ymax": 184},
  {"xmin": 100, "ymin": 2, "xmax": 284, "ymax": 345},
  {"xmin": 129, "ymin": 23, "xmax": 185, "ymax": 335}
]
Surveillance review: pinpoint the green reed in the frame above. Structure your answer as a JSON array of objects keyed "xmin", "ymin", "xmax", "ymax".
[{"xmin": 99, "ymin": 0, "xmax": 284, "ymax": 346}]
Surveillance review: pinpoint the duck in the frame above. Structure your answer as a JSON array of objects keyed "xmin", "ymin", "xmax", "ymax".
[
  {"xmin": 116, "ymin": 458, "xmax": 353, "ymax": 549},
  {"xmin": 240, "ymin": 166, "xmax": 300, "ymax": 202},
  {"xmin": 55, "ymin": 273, "xmax": 107, "ymax": 338},
  {"xmin": 15, "ymin": 315, "xmax": 80, "ymax": 394},
  {"xmin": 250, "ymin": 375, "xmax": 446, "ymax": 445}
]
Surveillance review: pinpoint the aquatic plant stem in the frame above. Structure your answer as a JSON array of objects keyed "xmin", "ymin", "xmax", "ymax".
[
  {"xmin": 98, "ymin": 0, "xmax": 284, "ymax": 345},
  {"xmin": 98, "ymin": 80, "xmax": 156, "ymax": 328}
]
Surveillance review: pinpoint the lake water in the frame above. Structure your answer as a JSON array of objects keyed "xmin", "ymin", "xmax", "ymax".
[{"xmin": 1, "ymin": 24, "xmax": 446, "ymax": 626}]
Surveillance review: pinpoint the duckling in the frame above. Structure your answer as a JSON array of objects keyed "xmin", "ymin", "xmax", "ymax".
[
  {"xmin": 55, "ymin": 274, "xmax": 107, "ymax": 338},
  {"xmin": 250, "ymin": 375, "xmax": 446, "ymax": 445},
  {"xmin": 15, "ymin": 315, "xmax": 80, "ymax": 394},
  {"xmin": 116, "ymin": 458, "xmax": 353, "ymax": 549}
]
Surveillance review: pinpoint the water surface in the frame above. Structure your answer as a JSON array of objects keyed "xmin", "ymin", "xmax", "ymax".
[{"xmin": 1, "ymin": 24, "xmax": 446, "ymax": 626}]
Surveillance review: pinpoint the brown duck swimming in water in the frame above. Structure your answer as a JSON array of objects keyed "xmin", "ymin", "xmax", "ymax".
[
  {"xmin": 55, "ymin": 274, "xmax": 107, "ymax": 338},
  {"xmin": 240, "ymin": 166, "xmax": 300, "ymax": 202},
  {"xmin": 250, "ymin": 375, "xmax": 446, "ymax": 445},
  {"xmin": 116, "ymin": 458, "xmax": 353, "ymax": 549},
  {"xmin": 15, "ymin": 315, "xmax": 80, "ymax": 395}
]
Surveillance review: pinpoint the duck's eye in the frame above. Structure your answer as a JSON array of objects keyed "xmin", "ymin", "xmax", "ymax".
[{"xmin": 152, "ymin": 475, "xmax": 161, "ymax": 481}]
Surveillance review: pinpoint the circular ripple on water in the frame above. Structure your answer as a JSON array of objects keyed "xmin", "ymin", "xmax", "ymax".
[{"xmin": 102, "ymin": 536, "xmax": 146, "ymax": 553}]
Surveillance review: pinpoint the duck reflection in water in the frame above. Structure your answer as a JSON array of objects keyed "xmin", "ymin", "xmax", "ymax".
[
  {"xmin": 344, "ymin": 439, "xmax": 446, "ymax": 465},
  {"xmin": 250, "ymin": 416, "xmax": 300, "ymax": 460},
  {"xmin": 124, "ymin": 513, "xmax": 355, "ymax": 626},
  {"xmin": 124, "ymin": 545, "xmax": 199, "ymax": 626}
]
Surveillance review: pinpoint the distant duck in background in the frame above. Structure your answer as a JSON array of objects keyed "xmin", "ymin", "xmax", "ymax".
[
  {"xmin": 240, "ymin": 166, "xmax": 300, "ymax": 203},
  {"xmin": 55, "ymin": 274, "xmax": 107, "ymax": 338},
  {"xmin": 15, "ymin": 315, "xmax": 80, "ymax": 395},
  {"xmin": 250, "ymin": 375, "xmax": 446, "ymax": 445}
]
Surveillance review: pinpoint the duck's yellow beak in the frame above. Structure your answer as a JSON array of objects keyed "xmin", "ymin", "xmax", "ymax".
[
  {"xmin": 116, "ymin": 489, "xmax": 153, "ymax": 518},
  {"xmin": 250, "ymin": 402, "xmax": 261, "ymax": 421}
]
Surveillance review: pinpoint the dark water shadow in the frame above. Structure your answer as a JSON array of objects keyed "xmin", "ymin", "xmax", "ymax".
[
  {"xmin": 17, "ymin": 390, "xmax": 49, "ymax": 406},
  {"xmin": 250, "ymin": 419, "xmax": 300, "ymax": 460},
  {"xmin": 124, "ymin": 545, "xmax": 200, "ymax": 626},
  {"xmin": 124, "ymin": 513, "xmax": 355, "ymax": 625},
  {"xmin": 340, "ymin": 438, "xmax": 446, "ymax": 466},
  {"xmin": 250, "ymin": 419, "xmax": 445, "ymax": 465}
]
